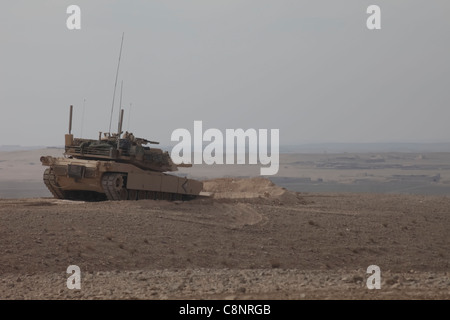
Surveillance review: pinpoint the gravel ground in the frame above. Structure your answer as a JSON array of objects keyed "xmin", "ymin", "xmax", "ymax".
[{"xmin": 0, "ymin": 182, "xmax": 449, "ymax": 299}]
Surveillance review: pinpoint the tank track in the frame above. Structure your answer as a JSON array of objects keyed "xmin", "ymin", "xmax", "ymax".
[
  {"xmin": 101, "ymin": 172, "xmax": 193, "ymax": 201},
  {"xmin": 43, "ymin": 170, "xmax": 196, "ymax": 201},
  {"xmin": 101, "ymin": 173, "xmax": 126, "ymax": 200},
  {"xmin": 43, "ymin": 168, "xmax": 65, "ymax": 199}
]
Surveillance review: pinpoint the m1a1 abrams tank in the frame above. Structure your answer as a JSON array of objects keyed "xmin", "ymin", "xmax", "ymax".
[{"xmin": 40, "ymin": 105, "xmax": 203, "ymax": 201}]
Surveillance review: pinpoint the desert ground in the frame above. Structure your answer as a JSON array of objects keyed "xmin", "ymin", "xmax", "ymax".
[{"xmin": 0, "ymin": 148, "xmax": 449, "ymax": 299}]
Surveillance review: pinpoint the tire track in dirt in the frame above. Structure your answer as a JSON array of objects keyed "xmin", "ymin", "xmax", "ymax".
[{"xmin": 141, "ymin": 202, "xmax": 266, "ymax": 229}]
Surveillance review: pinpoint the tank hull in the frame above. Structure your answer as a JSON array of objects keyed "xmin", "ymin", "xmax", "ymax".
[{"xmin": 41, "ymin": 156, "xmax": 203, "ymax": 201}]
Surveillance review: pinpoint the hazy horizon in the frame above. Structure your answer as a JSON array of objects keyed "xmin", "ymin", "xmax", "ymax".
[{"xmin": 2, "ymin": 142, "xmax": 450, "ymax": 154}]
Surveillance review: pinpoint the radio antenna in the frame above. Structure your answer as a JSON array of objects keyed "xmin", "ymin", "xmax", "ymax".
[
  {"xmin": 108, "ymin": 32, "xmax": 125, "ymax": 135},
  {"xmin": 118, "ymin": 80, "xmax": 123, "ymax": 136}
]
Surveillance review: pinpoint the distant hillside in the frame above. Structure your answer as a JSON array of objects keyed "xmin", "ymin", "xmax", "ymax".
[{"xmin": 280, "ymin": 143, "xmax": 450, "ymax": 153}]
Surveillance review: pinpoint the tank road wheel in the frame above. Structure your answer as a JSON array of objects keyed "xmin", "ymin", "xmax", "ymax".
[
  {"xmin": 172, "ymin": 193, "xmax": 183, "ymax": 201},
  {"xmin": 128, "ymin": 189, "xmax": 138, "ymax": 201},
  {"xmin": 138, "ymin": 190, "xmax": 147, "ymax": 200},
  {"xmin": 102, "ymin": 173, "xmax": 127, "ymax": 201},
  {"xmin": 119, "ymin": 188, "xmax": 129, "ymax": 200}
]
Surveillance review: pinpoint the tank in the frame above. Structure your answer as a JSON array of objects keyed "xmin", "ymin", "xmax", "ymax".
[{"xmin": 40, "ymin": 105, "xmax": 203, "ymax": 201}]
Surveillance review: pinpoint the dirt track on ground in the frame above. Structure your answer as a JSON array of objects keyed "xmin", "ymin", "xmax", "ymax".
[{"xmin": 0, "ymin": 178, "xmax": 449, "ymax": 299}]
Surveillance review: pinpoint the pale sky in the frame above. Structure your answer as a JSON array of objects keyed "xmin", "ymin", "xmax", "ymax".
[{"xmin": 0, "ymin": 0, "xmax": 449, "ymax": 146}]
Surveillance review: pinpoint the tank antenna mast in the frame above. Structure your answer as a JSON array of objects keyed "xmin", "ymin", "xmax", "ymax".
[
  {"xmin": 108, "ymin": 32, "xmax": 125, "ymax": 135},
  {"xmin": 69, "ymin": 105, "xmax": 73, "ymax": 134},
  {"xmin": 118, "ymin": 80, "xmax": 124, "ymax": 137}
]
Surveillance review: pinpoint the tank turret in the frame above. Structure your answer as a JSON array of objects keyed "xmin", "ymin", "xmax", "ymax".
[{"xmin": 40, "ymin": 105, "xmax": 203, "ymax": 201}]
